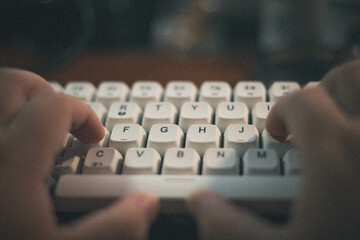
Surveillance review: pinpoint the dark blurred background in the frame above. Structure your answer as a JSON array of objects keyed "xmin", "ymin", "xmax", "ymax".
[{"xmin": 0, "ymin": 0, "xmax": 359, "ymax": 85}]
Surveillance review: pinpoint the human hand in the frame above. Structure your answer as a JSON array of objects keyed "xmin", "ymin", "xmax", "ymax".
[
  {"xmin": 188, "ymin": 60, "xmax": 360, "ymax": 240},
  {"xmin": 0, "ymin": 68, "xmax": 159, "ymax": 240}
]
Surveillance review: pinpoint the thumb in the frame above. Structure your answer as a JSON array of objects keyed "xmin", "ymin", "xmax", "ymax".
[
  {"xmin": 188, "ymin": 190, "xmax": 286, "ymax": 240},
  {"xmin": 62, "ymin": 193, "xmax": 159, "ymax": 240}
]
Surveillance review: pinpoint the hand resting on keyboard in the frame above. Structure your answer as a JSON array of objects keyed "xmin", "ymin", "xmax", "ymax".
[
  {"xmin": 0, "ymin": 68, "xmax": 159, "ymax": 240},
  {"xmin": 0, "ymin": 59, "xmax": 360, "ymax": 240},
  {"xmin": 188, "ymin": 60, "xmax": 360, "ymax": 240}
]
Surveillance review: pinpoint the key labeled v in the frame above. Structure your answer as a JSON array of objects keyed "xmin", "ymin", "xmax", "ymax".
[{"xmin": 137, "ymin": 150, "xmax": 144, "ymax": 157}]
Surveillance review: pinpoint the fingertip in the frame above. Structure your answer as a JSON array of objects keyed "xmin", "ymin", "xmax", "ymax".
[{"xmin": 70, "ymin": 103, "xmax": 105, "ymax": 144}]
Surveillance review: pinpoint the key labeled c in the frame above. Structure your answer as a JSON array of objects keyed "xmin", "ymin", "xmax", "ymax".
[{"xmin": 96, "ymin": 150, "xmax": 104, "ymax": 157}]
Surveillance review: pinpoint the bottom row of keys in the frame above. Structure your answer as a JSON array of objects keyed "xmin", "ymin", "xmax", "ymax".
[{"xmin": 53, "ymin": 147, "xmax": 301, "ymax": 178}]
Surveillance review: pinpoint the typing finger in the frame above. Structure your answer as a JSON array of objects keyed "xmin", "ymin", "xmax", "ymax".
[
  {"xmin": 2, "ymin": 91, "xmax": 104, "ymax": 178},
  {"xmin": 61, "ymin": 193, "xmax": 159, "ymax": 240},
  {"xmin": 0, "ymin": 68, "xmax": 53, "ymax": 126},
  {"xmin": 188, "ymin": 190, "xmax": 285, "ymax": 240},
  {"xmin": 265, "ymin": 87, "xmax": 345, "ymax": 161}
]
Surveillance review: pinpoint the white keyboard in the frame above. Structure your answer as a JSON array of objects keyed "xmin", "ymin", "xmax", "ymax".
[{"xmin": 50, "ymin": 80, "xmax": 313, "ymax": 215}]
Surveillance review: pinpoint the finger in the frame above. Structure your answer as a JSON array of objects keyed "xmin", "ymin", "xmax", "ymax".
[
  {"xmin": 61, "ymin": 193, "xmax": 159, "ymax": 240},
  {"xmin": 265, "ymin": 87, "xmax": 347, "ymax": 169},
  {"xmin": 188, "ymin": 190, "xmax": 285, "ymax": 240},
  {"xmin": 320, "ymin": 59, "xmax": 360, "ymax": 116},
  {"xmin": 0, "ymin": 67, "xmax": 53, "ymax": 125},
  {"xmin": 2, "ymin": 91, "xmax": 104, "ymax": 178}
]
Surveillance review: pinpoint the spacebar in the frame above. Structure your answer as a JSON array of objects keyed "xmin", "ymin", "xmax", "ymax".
[{"xmin": 55, "ymin": 175, "xmax": 299, "ymax": 215}]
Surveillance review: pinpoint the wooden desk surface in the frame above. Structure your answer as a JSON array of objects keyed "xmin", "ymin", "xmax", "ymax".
[{"xmin": 45, "ymin": 51, "xmax": 254, "ymax": 87}]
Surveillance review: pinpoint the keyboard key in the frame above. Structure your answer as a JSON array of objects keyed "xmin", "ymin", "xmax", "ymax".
[
  {"xmin": 72, "ymin": 127, "xmax": 110, "ymax": 155},
  {"xmin": 178, "ymin": 102, "xmax": 213, "ymax": 133},
  {"xmin": 251, "ymin": 102, "xmax": 274, "ymax": 132},
  {"xmin": 262, "ymin": 129, "xmax": 291, "ymax": 158},
  {"xmin": 130, "ymin": 81, "xmax": 163, "ymax": 108},
  {"xmin": 86, "ymin": 102, "xmax": 108, "ymax": 124},
  {"xmin": 108, "ymin": 123, "xmax": 147, "ymax": 156},
  {"xmin": 164, "ymin": 81, "xmax": 198, "ymax": 109},
  {"xmin": 53, "ymin": 148, "xmax": 83, "ymax": 179},
  {"xmin": 268, "ymin": 81, "xmax": 301, "ymax": 102},
  {"xmin": 202, "ymin": 148, "xmax": 239, "ymax": 175},
  {"xmin": 283, "ymin": 149, "xmax": 302, "ymax": 175},
  {"xmin": 96, "ymin": 81, "xmax": 129, "ymax": 108},
  {"xmin": 234, "ymin": 81, "xmax": 266, "ymax": 109},
  {"xmin": 162, "ymin": 148, "xmax": 201, "ymax": 175},
  {"xmin": 147, "ymin": 124, "xmax": 184, "ymax": 156},
  {"xmin": 64, "ymin": 82, "xmax": 96, "ymax": 101},
  {"xmin": 199, "ymin": 81, "xmax": 232, "ymax": 109},
  {"xmin": 49, "ymin": 81, "xmax": 64, "ymax": 93},
  {"xmin": 82, "ymin": 148, "xmax": 123, "ymax": 174},
  {"xmin": 224, "ymin": 124, "xmax": 259, "ymax": 157},
  {"xmin": 215, "ymin": 102, "xmax": 249, "ymax": 133},
  {"xmin": 142, "ymin": 102, "xmax": 178, "ymax": 132},
  {"xmin": 185, "ymin": 124, "xmax": 221, "ymax": 157},
  {"xmin": 243, "ymin": 148, "xmax": 280, "ymax": 175},
  {"xmin": 304, "ymin": 81, "xmax": 320, "ymax": 89},
  {"xmin": 122, "ymin": 148, "xmax": 161, "ymax": 175},
  {"xmin": 105, "ymin": 102, "xmax": 142, "ymax": 131}
]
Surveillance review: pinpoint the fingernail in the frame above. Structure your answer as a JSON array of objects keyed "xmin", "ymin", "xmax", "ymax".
[
  {"xmin": 126, "ymin": 193, "xmax": 159, "ymax": 221},
  {"xmin": 188, "ymin": 190, "xmax": 219, "ymax": 217}
]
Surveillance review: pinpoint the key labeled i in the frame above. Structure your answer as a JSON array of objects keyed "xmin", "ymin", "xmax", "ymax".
[{"xmin": 251, "ymin": 102, "xmax": 274, "ymax": 132}]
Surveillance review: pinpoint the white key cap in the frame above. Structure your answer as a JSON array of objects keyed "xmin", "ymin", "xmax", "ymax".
[
  {"xmin": 130, "ymin": 81, "xmax": 163, "ymax": 108},
  {"xmin": 185, "ymin": 124, "xmax": 221, "ymax": 157},
  {"xmin": 215, "ymin": 102, "xmax": 249, "ymax": 133},
  {"xmin": 53, "ymin": 148, "xmax": 83, "ymax": 179},
  {"xmin": 251, "ymin": 102, "xmax": 274, "ymax": 132},
  {"xmin": 202, "ymin": 148, "xmax": 240, "ymax": 175},
  {"xmin": 109, "ymin": 123, "xmax": 147, "ymax": 156},
  {"xmin": 86, "ymin": 102, "xmax": 108, "ymax": 124},
  {"xmin": 262, "ymin": 129, "xmax": 291, "ymax": 158},
  {"xmin": 234, "ymin": 81, "xmax": 266, "ymax": 109},
  {"xmin": 304, "ymin": 81, "xmax": 320, "ymax": 89},
  {"xmin": 283, "ymin": 149, "xmax": 302, "ymax": 175},
  {"xmin": 62, "ymin": 133, "xmax": 73, "ymax": 148},
  {"xmin": 122, "ymin": 148, "xmax": 161, "ymax": 175},
  {"xmin": 164, "ymin": 81, "xmax": 198, "ymax": 109},
  {"xmin": 147, "ymin": 124, "xmax": 184, "ymax": 156},
  {"xmin": 105, "ymin": 102, "xmax": 142, "ymax": 131},
  {"xmin": 96, "ymin": 81, "xmax": 129, "ymax": 108},
  {"xmin": 268, "ymin": 81, "xmax": 301, "ymax": 102},
  {"xmin": 82, "ymin": 148, "xmax": 123, "ymax": 174},
  {"xmin": 199, "ymin": 81, "xmax": 232, "ymax": 109},
  {"xmin": 243, "ymin": 148, "xmax": 280, "ymax": 175},
  {"xmin": 178, "ymin": 102, "xmax": 213, "ymax": 133},
  {"xmin": 64, "ymin": 82, "xmax": 96, "ymax": 101},
  {"xmin": 224, "ymin": 124, "xmax": 259, "ymax": 157},
  {"xmin": 162, "ymin": 148, "xmax": 201, "ymax": 175},
  {"xmin": 142, "ymin": 102, "xmax": 178, "ymax": 132},
  {"xmin": 49, "ymin": 81, "xmax": 63, "ymax": 93},
  {"xmin": 72, "ymin": 128, "xmax": 110, "ymax": 155}
]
